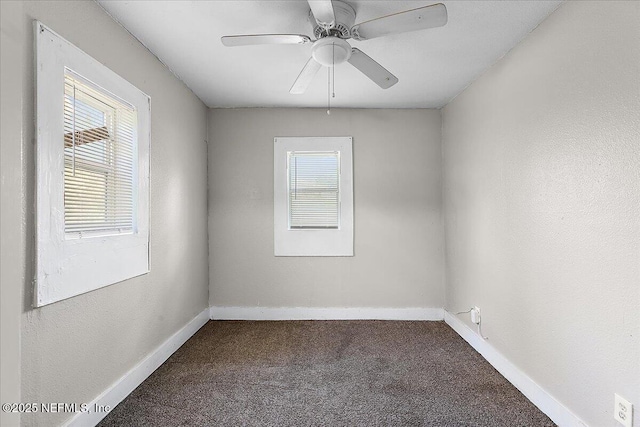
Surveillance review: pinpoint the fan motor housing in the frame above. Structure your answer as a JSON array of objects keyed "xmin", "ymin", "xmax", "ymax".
[{"xmin": 309, "ymin": 0, "xmax": 356, "ymax": 39}]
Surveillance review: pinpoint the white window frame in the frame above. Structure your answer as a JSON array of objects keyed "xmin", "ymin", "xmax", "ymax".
[
  {"xmin": 274, "ymin": 137, "xmax": 353, "ymax": 256},
  {"xmin": 35, "ymin": 22, "xmax": 150, "ymax": 307}
]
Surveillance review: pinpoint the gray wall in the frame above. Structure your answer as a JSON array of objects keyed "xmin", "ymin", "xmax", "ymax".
[
  {"xmin": 208, "ymin": 108, "xmax": 443, "ymax": 309},
  {"xmin": 1, "ymin": 2, "xmax": 24, "ymax": 427},
  {"xmin": 0, "ymin": 1, "xmax": 210, "ymax": 426},
  {"xmin": 442, "ymin": 2, "xmax": 640, "ymax": 427}
]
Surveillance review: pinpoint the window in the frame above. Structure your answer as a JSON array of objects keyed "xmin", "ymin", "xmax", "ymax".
[
  {"xmin": 35, "ymin": 22, "xmax": 150, "ymax": 306},
  {"xmin": 64, "ymin": 70, "xmax": 136, "ymax": 237},
  {"xmin": 288, "ymin": 151, "xmax": 340, "ymax": 229},
  {"xmin": 274, "ymin": 137, "xmax": 353, "ymax": 256}
]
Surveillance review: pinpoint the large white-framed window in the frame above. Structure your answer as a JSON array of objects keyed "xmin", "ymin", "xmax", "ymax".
[
  {"xmin": 35, "ymin": 22, "xmax": 150, "ymax": 306},
  {"xmin": 274, "ymin": 137, "xmax": 353, "ymax": 256}
]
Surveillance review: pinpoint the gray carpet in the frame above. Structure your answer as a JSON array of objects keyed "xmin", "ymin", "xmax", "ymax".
[{"xmin": 98, "ymin": 321, "xmax": 555, "ymax": 427}]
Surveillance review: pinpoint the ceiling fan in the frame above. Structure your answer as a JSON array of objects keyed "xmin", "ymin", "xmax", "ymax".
[{"xmin": 221, "ymin": 0, "xmax": 448, "ymax": 94}]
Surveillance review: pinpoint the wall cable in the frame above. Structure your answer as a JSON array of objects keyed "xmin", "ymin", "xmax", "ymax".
[{"xmin": 455, "ymin": 307, "xmax": 489, "ymax": 340}]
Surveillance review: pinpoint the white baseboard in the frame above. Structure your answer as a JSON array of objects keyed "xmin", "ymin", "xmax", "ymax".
[
  {"xmin": 210, "ymin": 306, "xmax": 444, "ymax": 321},
  {"xmin": 64, "ymin": 308, "xmax": 210, "ymax": 427},
  {"xmin": 444, "ymin": 311, "xmax": 587, "ymax": 427}
]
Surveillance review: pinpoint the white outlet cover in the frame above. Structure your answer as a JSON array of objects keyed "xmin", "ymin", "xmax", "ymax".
[
  {"xmin": 471, "ymin": 307, "xmax": 481, "ymax": 324},
  {"xmin": 614, "ymin": 393, "xmax": 633, "ymax": 427}
]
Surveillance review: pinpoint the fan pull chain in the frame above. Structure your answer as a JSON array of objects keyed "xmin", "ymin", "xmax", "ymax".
[
  {"xmin": 332, "ymin": 42, "xmax": 335, "ymax": 99},
  {"xmin": 327, "ymin": 66, "xmax": 331, "ymax": 115},
  {"xmin": 327, "ymin": 42, "xmax": 335, "ymax": 116}
]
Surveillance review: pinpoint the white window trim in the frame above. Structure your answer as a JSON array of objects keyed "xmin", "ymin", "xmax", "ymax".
[
  {"xmin": 35, "ymin": 22, "xmax": 150, "ymax": 307},
  {"xmin": 274, "ymin": 137, "xmax": 353, "ymax": 256}
]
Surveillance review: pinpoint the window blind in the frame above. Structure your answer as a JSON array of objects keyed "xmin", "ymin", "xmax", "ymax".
[
  {"xmin": 288, "ymin": 151, "xmax": 340, "ymax": 229},
  {"xmin": 63, "ymin": 70, "xmax": 136, "ymax": 237}
]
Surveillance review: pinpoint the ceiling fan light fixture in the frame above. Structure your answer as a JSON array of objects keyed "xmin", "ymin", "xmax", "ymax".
[{"xmin": 311, "ymin": 37, "xmax": 351, "ymax": 67}]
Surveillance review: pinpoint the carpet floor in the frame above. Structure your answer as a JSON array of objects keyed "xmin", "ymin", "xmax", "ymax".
[{"xmin": 98, "ymin": 320, "xmax": 555, "ymax": 427}]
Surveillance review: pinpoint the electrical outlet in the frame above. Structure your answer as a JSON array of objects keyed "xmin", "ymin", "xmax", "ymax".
[
  {"xmin": 614, "ymin": 394, "xmax": 633, "ymax": 427},
  {"xmin": 470, "ymin": 306, "xmax": 481, "ymax": 324}
]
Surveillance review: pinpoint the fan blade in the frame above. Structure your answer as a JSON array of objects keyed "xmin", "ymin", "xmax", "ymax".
[
  {"xmin": 347, "ymin": 48, "xmax": 398, "ymax": 89},
  {"xmin": 351, "ymin": 3, "xmax": 447, "ymax": 41},
  {"xmin": 221, "ymin": 34, "xmax": 312, "ymax": 47},
  {"xmin": 308, "ymin": 0, "xmax": 336, "ymax": 28},
  {"xmin": 290, "ymin": 58, "xmax": 323, "ymax": 94}
]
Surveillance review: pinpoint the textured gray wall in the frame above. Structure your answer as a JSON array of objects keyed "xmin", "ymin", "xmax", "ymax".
[
  {"xmin": 1, "ymin": 2, "xmax": 24, "ymax": 426},
  {"xmin": 442, "ymin": 2, "xmax": 640, "ymax": 426},
  {"xmin": 208, "ymin": 108, "xmax": 444, "ymax": 309},
  {"xmin": 0, "ymin": 1, "xmax": 209, "ymax": 426}
]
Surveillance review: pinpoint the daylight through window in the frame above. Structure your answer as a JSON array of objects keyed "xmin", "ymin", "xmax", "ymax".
[
  {"xmin": 63, "ymin": 70, "xmax": 136, "ymax": 238},
  {"xmin": 288, "ymin": 151, "xmax": 340, "ymax": 229}
]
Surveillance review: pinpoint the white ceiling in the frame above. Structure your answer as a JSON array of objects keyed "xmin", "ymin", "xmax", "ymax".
[{"xmin": 98, "ymin": 0, "xmax": 563, "ymax": 108}]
